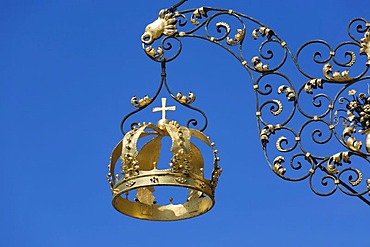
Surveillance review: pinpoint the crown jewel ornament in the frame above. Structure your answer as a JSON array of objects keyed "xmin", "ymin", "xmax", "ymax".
[{"xmin": 107, "ymin": 97, "xmax": 221, "ymax": 221}]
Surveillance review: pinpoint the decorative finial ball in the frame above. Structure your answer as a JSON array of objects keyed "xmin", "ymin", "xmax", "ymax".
[{"xmin": 157, "ymin": 119, "xmax": 169, "ymax": 129}]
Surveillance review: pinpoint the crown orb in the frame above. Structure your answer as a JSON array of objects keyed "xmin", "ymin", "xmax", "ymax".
[{"xmin": 157, "ymin": 118, "xmax": 170, "ymax": 129}]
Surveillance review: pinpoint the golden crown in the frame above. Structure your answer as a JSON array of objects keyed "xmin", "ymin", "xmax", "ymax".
[{"xmin": 107, "ymin": 98, "xmax": 221, "ymax": 221}]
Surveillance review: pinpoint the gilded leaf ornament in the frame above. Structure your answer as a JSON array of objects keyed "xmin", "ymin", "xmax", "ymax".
[
  {"xmin": 304, "ymin": 79, "xmax": 323, "ymax": 94},
  {"xmin": 226, "ymin": 29, "xmax": 245, "ymax": 45},
  {"xmin": 273, "ymin": 156, "xmax": 286, "ymax": 176},
  {"xmin": 251, "ymin": 56, "xmax": 269, "ymax": 72},
  {"xmin": 191, "ymin": 7, "xmax": 208, "ymax": 25},
  {"xmin": 175, "ymin": 92, "xmax": 196, "ymax": 104},
  {"xmin": 360, "ymin": 30, "xmax": 370, "ymax": 65},
  {"xmin": 131, "ymin": 95, "xmax": 153, "ymax": 108},
  {"xmin": 252, "ymin": 27, "xmax": 273, "ymax": 40},
  {"xmin": 277, "ymin": 85, "xmax": 296, "ymax": 101},
  {"xmin": 323, "ymin": 63, "xmax": 352, "ymax": 82}
]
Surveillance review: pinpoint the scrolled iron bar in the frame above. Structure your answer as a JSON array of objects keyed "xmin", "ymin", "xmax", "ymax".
[
  {"xmin": 161, "ymin": 63, "xmax": 208, "ymax": 131},
  {"xmin": 120, "ymin": 60, "xmax": 209, "ymax": 134},
  {"xmin": 140, "ymin": 1, "xmax": 370, "ymax": 204}
]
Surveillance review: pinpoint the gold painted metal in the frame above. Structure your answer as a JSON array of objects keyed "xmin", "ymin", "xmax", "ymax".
[
  {"xmin": 142, "ymin": 9, "xmax": 178, "ymax": 58},
  {"xmin": 107, "ymin": 98, "xmax": 221, "ymax": 221},
  {"xmin": 323, "ymin": 63, "xmax": 352, "ymax": 82},
  {"xmin": 131, "ymin": 95, "xmax": 153, "ymax": 108},
  {"xmin": 252, "ymin": 27, "xmax": 273, "ymax": 40},
  {"xmin": 251, "ymin": 56, "xmax": 269, "ymax": 72},
  {"xmin": 273, "ymin": 156, "xmax": 286, "ymax": 176},
  {"xmin": 226, "ymin": 29, "xmax": 245, "ymax": 45},
  {"xmin": 191, "ymin": 7, "xmax": 207, "ymax": 25},
  {"xmin": 360, "ymin": 30, "xmax": 370, "ymax": 65},
  {"xmin": 304, "ymin": 79, "xmax": 323, "ymax": 94},
  {"xmin": 174, "ymin": 92, "xmax": 196, "ymax": 104},
  {"xmin": 141, "ymin": 10, "xmax": 177, "ymax": 45},
  {"xmin": 278, "ymin": 85, "xmax": 296, "ymax": 101}
]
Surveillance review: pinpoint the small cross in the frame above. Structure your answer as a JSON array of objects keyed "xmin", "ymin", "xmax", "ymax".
[{"xmin": 152, "ymin": 98, "xmax": 176, "ymax": 120}]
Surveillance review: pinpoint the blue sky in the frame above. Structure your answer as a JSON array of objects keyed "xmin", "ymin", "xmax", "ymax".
[{"xmin": 1, "ymin": 0, "xmax": 369, "ymax": 246}]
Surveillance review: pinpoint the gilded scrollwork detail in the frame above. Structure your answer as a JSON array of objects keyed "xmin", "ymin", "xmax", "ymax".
[
  {"xmin": 226, "ymin": 29, "xmax": 245, "ymax": 45},
  {"xmin": 360, "ymin": 30, "xmax": 370, "ymax": 65},
  {"xmin": 251, "ymin": 56, "xmax": 269, "ymax": 72},
  {"xmin": 323, "ymin": 63, "xmax": 352, "ymax": 82},
  {"xmin": 304, "ymin": 79, "xmax": 323, "ymax": 94},
  {"xmin": 191, "ymin": 7, "xmax": 208, "ymax": 25},
  {"xmin": 278, "ymin": 85, "xmax": 296, "ymax": 101},
  {"xmin": 270, "ymin": 100, "xmax": 283, "ymax": 116},
  {"xmin": 273, "ymin": 156, "xmax": 286, "ymax": 176},
  {"xmin": 260, "ymin": 124, "xmax": 275, "ymax": 146},
  {"xmin": 144, "ymin": 46, "xmax": 164, "ymax": 59},
  {"xmin": 342, "ymin": 126, "xmax": 363, "ymax": 152},
  {"xmin": 326, "ymin": 152, "xmax": 351, "ymax": 175},
  {"xmin": 252, "ymin": 27, "xmax": 274, "ymax": 40},
  {"xmin": 175, "ymin": 92, "xmax": 196, "ymax": 104},
  {"xmin": 131, "ymin": 95, "xmax": 153, "ymax": 108}
]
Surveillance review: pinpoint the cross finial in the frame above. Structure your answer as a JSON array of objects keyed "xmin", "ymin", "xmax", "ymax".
[{"xmin": 152, "ymin": 98, "xmax": 176, "ymax": 120}]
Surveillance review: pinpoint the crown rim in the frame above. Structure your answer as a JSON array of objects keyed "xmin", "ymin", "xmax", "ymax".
[{"xmin": 112, "ymin": 172, "xmax": 215, "ymax": 221}]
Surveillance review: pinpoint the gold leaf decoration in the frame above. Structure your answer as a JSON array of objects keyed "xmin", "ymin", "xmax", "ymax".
[
  {"xmin": 252, "ymin": 27, "xmax": 273, "ymax": 40},
  {"xmin": 276, "ymin": 136, "xmax": 288, "ymax": 152},
  {"xmin": 251, "ymin": 56, "xmax": 269, "ymax": 72},
  {"xmin": 278, "ymin": 85, "xmax": 296, "ymax": 101},
  {"xmin": 345, "ymin": 51, "xmax": 356, "ymax": 67},
  {"xmin": 175, "ymin": 92, "xmax": 196, "ymax": 104},
  {"xmin": 271, "ymin": 100, "xmax": 283, "ymax": 116},
  {"xmin": 226, "ymin": 29, "xmax": 245, "ymax": 45},
  {"xmin": 216, "ymin": 22, "xmax": 231, "ymax": 35},
  {"xmin": 342, "ymin": 126, "xmax": 363, "ymax": 152},
  {"xmin": 191, "ymin": 7, "xmax": 207, "ymax": 25},
  {"xmin": 326, "ymin": 152, "xmax": 351, "ymax": 175},
  {"xmin": 323, "ymin": 63, "xmax": 352, "ymax": 82},
  {"xmin": 360, "ymin": 30, "xmax": 370, "ymax": 66},
  {"xmin": 327, "ymin": 164, "xmax": 338, "ymax": 175},
  {"xmin": 273, "ymin": 156, "xmax": 286, "ymax": 176},
  {"xmin": 304, "ymin": 79, "xmax": 323, "ymax": 94},
  {"xmin": 144, "ymin": 46, "xmax": 163, "ymax": 59},
  {"xmin": 260, "ymin": 125, "xmax": 275, "ymax": 144},
  {"xmin": 349, "ymin": 169, "xmax": 363, "ymax": 186},
  {"xmin": 131, "ymin": 95, "xmax": 153, "ymax": 108}
]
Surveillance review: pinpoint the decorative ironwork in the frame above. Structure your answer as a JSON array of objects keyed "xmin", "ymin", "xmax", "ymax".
[
  {"xmin": 138, "ymin": 1, "xmax": 370, "ymax": 204},
  {"xmin": 107, "ymin": 95, "xmax": 221, "ymax": 220}
]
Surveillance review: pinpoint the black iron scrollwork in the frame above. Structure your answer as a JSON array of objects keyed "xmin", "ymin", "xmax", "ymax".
[
  {"xmin": 120, "ymin": 61, "xmax": 208, "ymax": 134},
  {"xmin": 139, "ymin": 2, "xmax": 370, "ymax": 204}
]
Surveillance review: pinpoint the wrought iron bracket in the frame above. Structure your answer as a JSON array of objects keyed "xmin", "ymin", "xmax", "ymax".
[{"xmin": 134, "ymin": 1, "xmax": 370, "ymax": 204}]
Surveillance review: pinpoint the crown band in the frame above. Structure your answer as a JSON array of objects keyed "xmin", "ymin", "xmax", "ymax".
[{"xmin": 112, "ymin": 171, "xmax": 214, "ymax": 221}]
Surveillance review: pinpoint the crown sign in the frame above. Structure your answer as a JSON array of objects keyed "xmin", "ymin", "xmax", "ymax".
[{"xmin": 107, "ymin": 98, "xmax": 222, "ymax": 221}]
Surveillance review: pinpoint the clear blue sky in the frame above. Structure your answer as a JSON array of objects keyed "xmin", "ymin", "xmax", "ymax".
[{"xmin": 1, "ymin": 0, "xmax": 369, "ymax": 246}]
